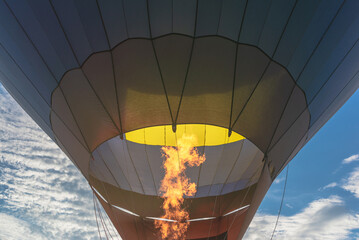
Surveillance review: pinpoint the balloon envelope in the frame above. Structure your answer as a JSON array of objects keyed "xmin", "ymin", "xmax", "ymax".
[{"xmin": 0, "ymin": 0, "xmax": 358, "ymax": 239}]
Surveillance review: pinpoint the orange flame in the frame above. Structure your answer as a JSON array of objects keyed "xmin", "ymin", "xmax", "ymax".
[{"xmin": 155, "ymin": 134, "xmax": 206, "ymax": 239}]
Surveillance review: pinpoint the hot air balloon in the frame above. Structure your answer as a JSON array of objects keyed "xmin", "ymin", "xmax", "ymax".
[{"xmin": 0, "ymin": 0, "xmax": 358, "ymax": 239}]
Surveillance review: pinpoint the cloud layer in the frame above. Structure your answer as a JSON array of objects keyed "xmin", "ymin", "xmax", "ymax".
[
  {"xmin": 245, "ymin": 153, "xmax": 359, "ymax": 240},
  {"xmin": 244, "ymin": 196, "xmax": 359, "ymax": 240},
  {"xmin": 0, "ymin": 86, "xmax": 101, "ymax": 239}
]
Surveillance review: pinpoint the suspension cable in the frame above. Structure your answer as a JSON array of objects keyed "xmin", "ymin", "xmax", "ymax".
[{"xmin": 270, "ymin": 165, "xmax": 289, "ymax": 240}]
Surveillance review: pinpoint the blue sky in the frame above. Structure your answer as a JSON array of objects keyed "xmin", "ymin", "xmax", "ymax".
[
  {"xmin": 245, "ymin": 89, "xmax": 359, "ymax": 239},
  {"xmin": 0, "ymin": 83, "xmax": 358, "ymax": 240}
]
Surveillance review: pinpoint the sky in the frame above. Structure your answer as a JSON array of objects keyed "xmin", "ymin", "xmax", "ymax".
[{"xmin": 0, "ymin": 83, "xmax": 358, "ymax": 240}]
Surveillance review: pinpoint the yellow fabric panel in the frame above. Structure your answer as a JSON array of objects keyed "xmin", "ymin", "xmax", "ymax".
[{"xmin": 125, "ymin": 124, "xmax": 245, "ymax": 146}]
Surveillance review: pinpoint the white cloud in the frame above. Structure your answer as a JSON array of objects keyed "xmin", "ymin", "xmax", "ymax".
[
  {"xmin": 244, "ymin": 196, "xmax": 359, "ymax": 240},
  {"xmin": 285, "ymin": 203, "xmax": 293, "ymax": 209},
  {"xmin": 320, "ymin": 182, "xmax": 338, "ymax": 191},
  {"xmin": 342, "ymin": 154, "xmax": 359, "ymax": 164},
  {"xmin": 274, "ymin": 177, "xmax": 284, "ymax": 184},
  {"xmin": 341, "ymin": 167, "xmax": 359, "ymax": 198},
  {"xmin": 0, "ymin": 86, "xmax": 102, "ymax": 239},
  {"xmin": 0, "ymin": 213, "xmax": 47, "ymax": 240}
]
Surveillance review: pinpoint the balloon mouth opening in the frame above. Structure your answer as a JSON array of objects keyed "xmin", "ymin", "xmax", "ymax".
[
  {"xmin": 93, "ymin": 186, "xmax": 250, "ymax": 221},
  {"xmin": 124, "ymin": 124, "xmax": 245, "ymax": 147}
]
